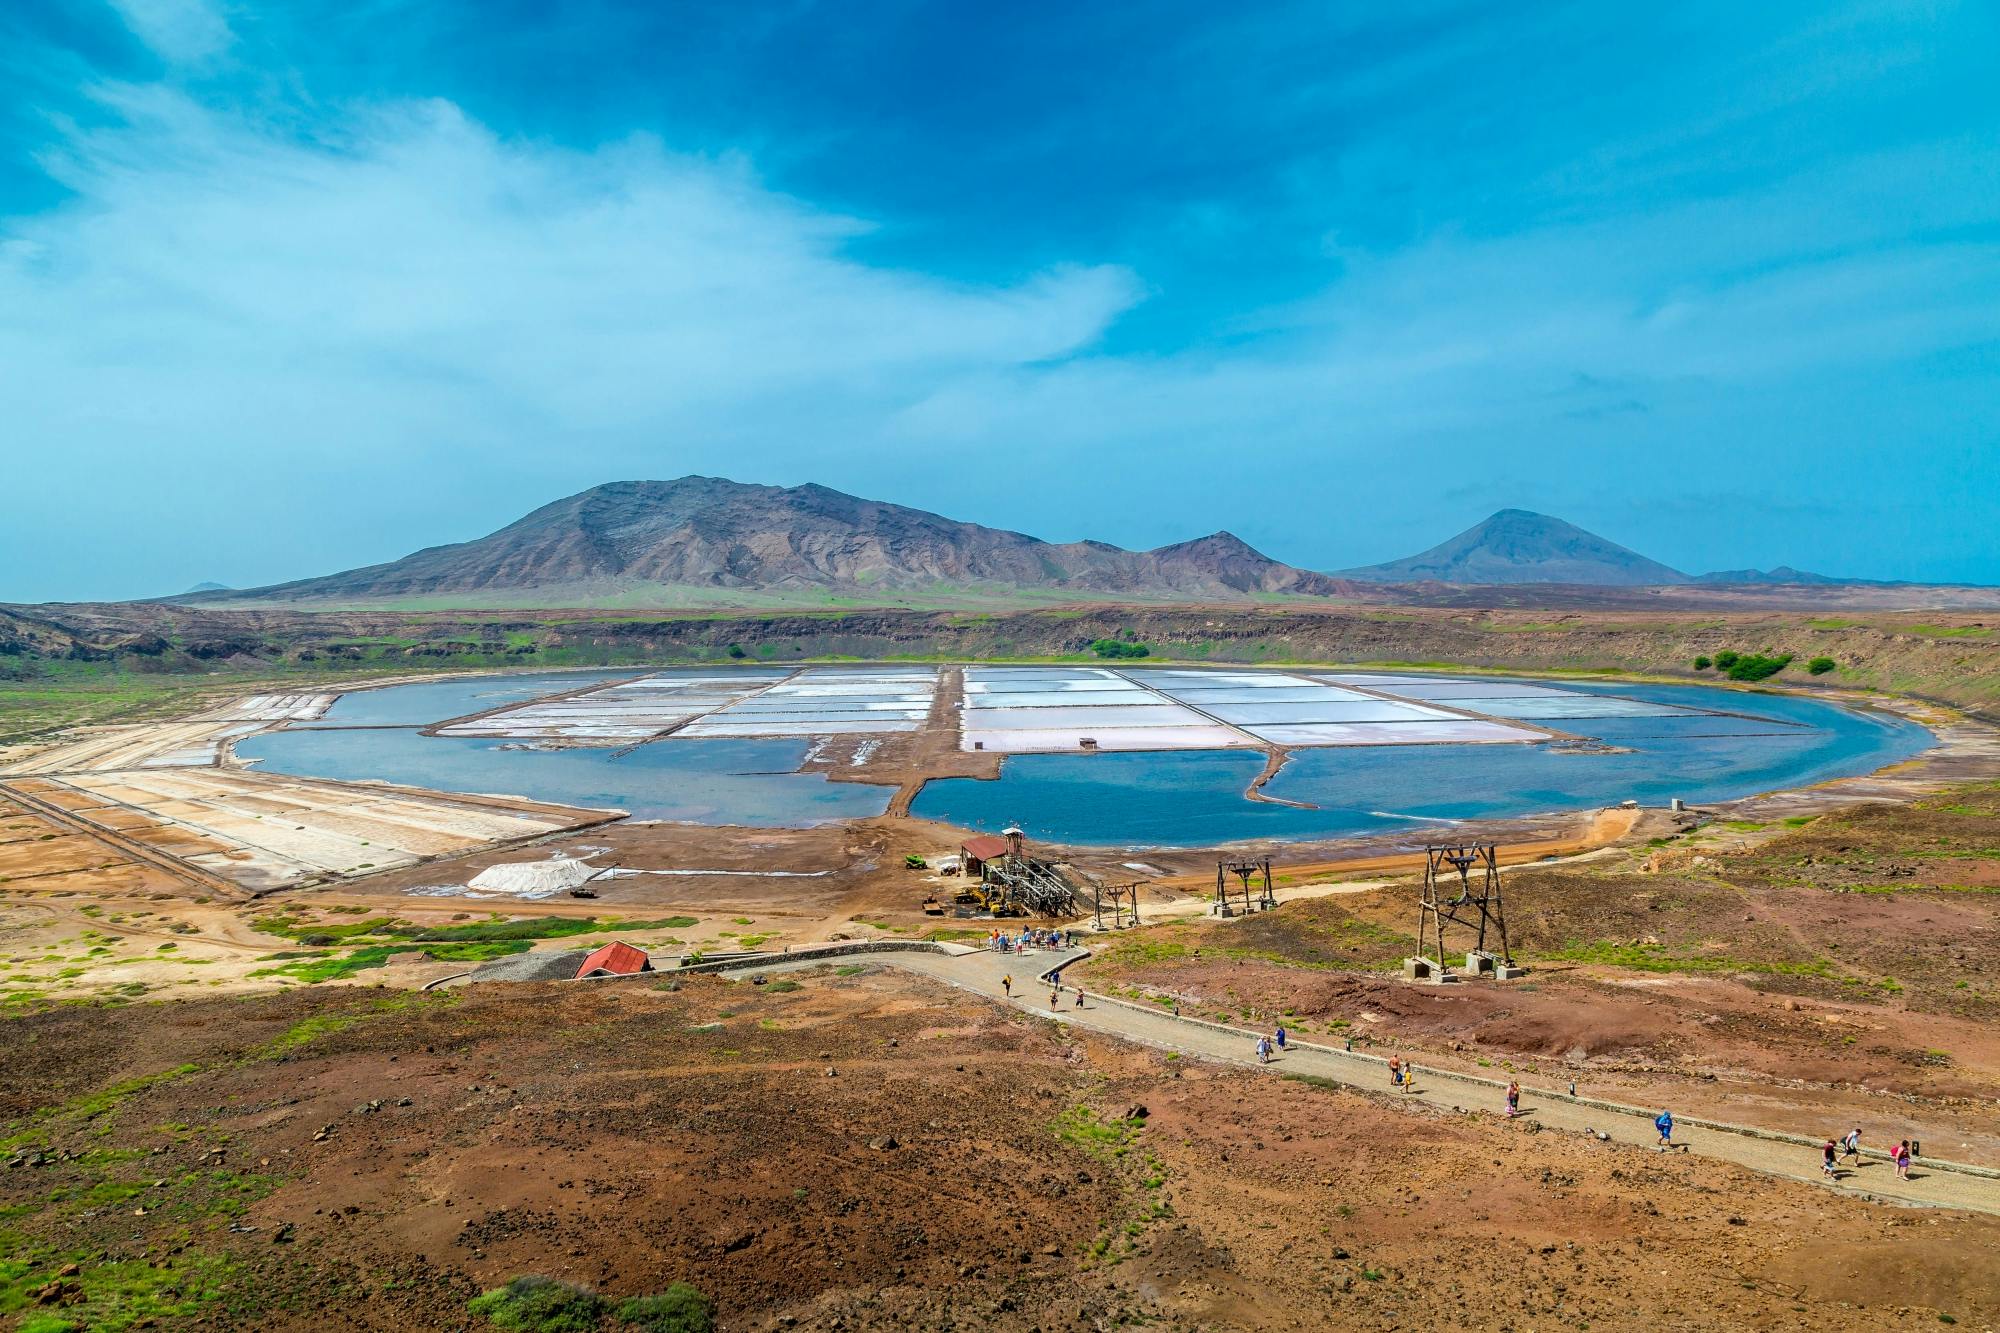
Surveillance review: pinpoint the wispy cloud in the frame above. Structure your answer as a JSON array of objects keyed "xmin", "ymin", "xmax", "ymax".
[
  {"xmin": 2, "ymin": 0, "xmax": 1997, "ymax": 598},
  {"xmin": 0, "ymin": 83, "xmax": 1140, "ymax": 595},
  {"xmin": 106, "ymin": 0, "xmax": 233, "ymax": 64}
]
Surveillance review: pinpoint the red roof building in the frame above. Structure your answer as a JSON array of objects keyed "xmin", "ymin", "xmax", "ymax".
[
  {"xmin": 575, "ymin": 941, "xmax": 651, "ymax": 978},
  {"xmin": 960, "ymin": 834, "xmax": 1016, "ymax": 875}
]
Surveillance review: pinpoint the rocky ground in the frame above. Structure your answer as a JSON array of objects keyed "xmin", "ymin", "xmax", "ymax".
[
  {"xmin": 4, "ymin": 968, "xmax": 1997, "ymax": 1332},
  {"xmin": 1078, "ymin": 782, "xmax": 2000, "ymax": 1165}
]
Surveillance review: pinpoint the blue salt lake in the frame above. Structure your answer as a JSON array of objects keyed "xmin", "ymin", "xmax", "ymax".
[
  {"xmin": 909, "ymin": 680, "xmax": 1929, "ymax": 846},
  {"xmin": 237, "ymin": 670, "xmax": 1928, "ymax": 841}
]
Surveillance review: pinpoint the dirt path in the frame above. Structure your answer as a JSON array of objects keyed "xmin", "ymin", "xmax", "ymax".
[{"xmin": 749, "ymin": 944, "xmax": 2000, "ymax": 1216}]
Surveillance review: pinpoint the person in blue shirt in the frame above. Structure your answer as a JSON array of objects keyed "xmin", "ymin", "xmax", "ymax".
[{"xmin": 1655, "ymin": 1110, "xmax": 1675, "ymax": 1150}]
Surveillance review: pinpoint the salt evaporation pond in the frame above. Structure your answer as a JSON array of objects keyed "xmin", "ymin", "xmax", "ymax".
[
  {"xmin": 236, "ymin": 669, "xmax": 1929, "ymax": 840},
  {"xmin": 237, "ymin": 669, "xmax": 890, "ymax": 826},
  {"xmin": 912, "ymin": 679, "xmax": 1929, "ymax": 845}
]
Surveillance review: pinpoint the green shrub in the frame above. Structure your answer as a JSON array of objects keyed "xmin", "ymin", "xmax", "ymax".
[
  {"xmin": 1714, "ymin": 650, "xmax": 1740, "ymax": 669},
  {"xmin": 467, "ymin": 1275, "xmax": 604, "ymax": 1332},
  {"xmin": 1692, "ymin": 655, "xmax": 1712, "ymax": 670},
  {"xmin": 1725, "ymin": 653, "xmax": 1793, "ymax": 682},
  {"xmin": 1807, "ymin": 656, "xmax": 1836, "ymax": 675},
  {"xmin": 618, "ymin": 1283, "xmax": 716, "ymax": 1333},
  {"xmin": 1089, "ymin": 638, "xmax": 1151, "ymax": 659}
]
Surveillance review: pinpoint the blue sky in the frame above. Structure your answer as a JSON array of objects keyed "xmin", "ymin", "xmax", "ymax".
[{"xmin": 3, "ymin": 0, "xmax": 1998, "ymax": 600}]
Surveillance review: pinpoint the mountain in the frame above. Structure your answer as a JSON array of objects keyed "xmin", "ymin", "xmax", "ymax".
[
  {"xmin": 182, "ymin": 581, "xmax": 231, "ymax": 594},
  {"xmin": 1694, "ymin": 566, "xmax": 1849, "ymax": 586},
  {"xmin": 1339, "ymin": 509, "xmax": 1691, "ymax": 586},
  {"xmin": 207, "ymin": 478, "xmax": 1354, "ymax": 605}
]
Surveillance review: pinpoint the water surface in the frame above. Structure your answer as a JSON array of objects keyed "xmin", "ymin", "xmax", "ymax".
[
  {"xmin": 910, "ymin": 679, "xmax": 1927, "ymax": 845},
  {"xmin": 238, "ymin": 729, "xmax": 890, "ymax": 825}
]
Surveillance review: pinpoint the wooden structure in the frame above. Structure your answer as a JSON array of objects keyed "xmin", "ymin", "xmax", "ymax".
[
  {"xmin": 953, "ymin": 826, "xmax": 1080, "ymax": 918},
  {"xmin": 1412, "ymin": 842, "xmax": 1513, "ymax": 982},
  {"xmin": 1092, "ymin": 879, "xmax": 1143, "ymax": 931},
  {"xmin": 1212, "ymin": 857, "xmax": 1275, "ymax": 917}
]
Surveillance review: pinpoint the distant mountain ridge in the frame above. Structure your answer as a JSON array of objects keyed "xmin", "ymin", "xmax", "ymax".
[
  {"xmin": 211, "ymin": 477, "xmax": 1353, "ymax": 604},
  {"xmin": 184, "ymin": 481, "xmax": 1912, "ymax": 608},
  {"xmin": 1692, "ymin": 565, "xmax": 1850, "ymax": 586}
]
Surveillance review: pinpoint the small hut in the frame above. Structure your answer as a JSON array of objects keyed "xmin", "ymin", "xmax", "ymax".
[{"xmin": 575, "ymin": 942, "xmax": 651, "ymax": 979}]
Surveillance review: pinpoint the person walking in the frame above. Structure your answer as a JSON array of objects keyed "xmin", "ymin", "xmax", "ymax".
[
  {"xmin": 1895, "ymin": 1140, "xmax": 1912, "ymax": 1179},
  {"xmin": 1050, "ymin": 987, "xmax": 1060, "ymax": 1009},
  {"xmin": 1655, "ymin": 1109, "xmax": 1675, "ymax": 1151},
  {"xmin": 1388, "ymin": 1057, "xmax": 1403, "ymax": 1089},
  {"xmin": 1841, "ymin": 1126, "xmax": 1861, "ymax": 1164},
  {"xmin": 1255, "ymin": 1036, "xmax": 1271, "ymax": 1065},
  {"xmin": 1274, "ymin": 1025, "xmax": 1288, "ymax": 1053},
  {"xmin": 1073, "ymin": 987, "xmax": 1085, "ymax": 1010},
  {"xmin": 1822, "ymin": 1138, "xmax": 1839, "ymax": 1179},
  {"xmin": 1505, "ymin": 1081, "xmax": 1520, "ymax": 1118},
  {"xmin": 1001, "ymin": 973, "xmax": 1013, "ymax": 998}
]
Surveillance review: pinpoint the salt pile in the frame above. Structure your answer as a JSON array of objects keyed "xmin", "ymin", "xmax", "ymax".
[{"xmin": 467, "ymin": 857, "xmax": 603, "ymax": 899}]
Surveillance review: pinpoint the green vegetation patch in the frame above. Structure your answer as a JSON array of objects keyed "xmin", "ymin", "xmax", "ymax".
[
  {"xmin": 618, "ymin": 1284, "xmax": 716, "ymax": 1333},
  {"xmin": 1904, "ymin": 624, "xmax": 1994, "ymax": 639},
  {"xmin": 1049, "ymin": 1103, "xmax": 1146, "ymax": 1158},
  {"xmin": 0, "ymin": 1243, "xmax": 239, "ymax": 1331},
  {"xmin": 391, "ymin": 915, "xmax": 696, "ymax": 943},
  {"xmin": 467, "ymin": 1275, "xmax": 606, "ymax": 1332},
  {"xmin": 464, "ymin": 1275, "xmax": 715, "ymax": 1333}
]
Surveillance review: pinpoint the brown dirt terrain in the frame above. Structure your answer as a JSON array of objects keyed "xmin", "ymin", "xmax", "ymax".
[
  {"xmin": 3, "ymin": 638, "xmax": 1999, "ymax": 1328},
  {"xmin": 1077, "ymin": 782, "xmax": 2000, "ymax": 1166},
  {"xmin": 4, "ymin": 970, "xmax": 1997, "ymax": 1332}
]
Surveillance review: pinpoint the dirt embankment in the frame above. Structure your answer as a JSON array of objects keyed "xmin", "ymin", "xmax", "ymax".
[
  {"xmin": 7, "ymin": 602, "xmax": 1998, "ymax": 721},
  {"xmin": 4, "ymin": 970, "xmax": 1997, "ymax": 1331},
  {"xmin": 1077, "ymin": 785, "xmax": 2000, "ymax": 1162}
]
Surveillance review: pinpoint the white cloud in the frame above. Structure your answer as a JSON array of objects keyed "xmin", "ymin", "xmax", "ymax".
[
  {"xmin": 1, "ymin": 86, "xmax": 1140, "ymax": 459},
  {"xmin": 106, "ymin": 0, "xmax": 234, "ymax": 65}
]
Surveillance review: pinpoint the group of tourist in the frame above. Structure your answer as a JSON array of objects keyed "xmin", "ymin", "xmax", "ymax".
[
  {"xmin": 993, "ymin": 969, "xmax": 1938, "ymax": 1194},
  {"xmin": 999, "ymin": 965, "xmax": 1088, "ymax": 1011},
  {"xmin": 1253, "ymin": 1025, "xmax": 1289, "ymax": 1064},
  {"xmin": 1821, "ymin": 1127, "xmax": 1917, "ymax": 1180},
  {"xmin": 1660, "ymin": 1112, "xmax": 1918, "ymax": 1182},
  {"xmin": 987, "ymin": 927, "xmax": 1074, "ymax": 953}
]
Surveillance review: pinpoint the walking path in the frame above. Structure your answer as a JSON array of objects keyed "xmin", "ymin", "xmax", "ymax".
[{"xmin": 737, "ymin": 944, "xmax": 2000, "ymax": 1217}]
